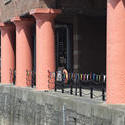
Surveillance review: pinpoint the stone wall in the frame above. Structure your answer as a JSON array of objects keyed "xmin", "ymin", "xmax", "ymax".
[
  {"xmin": 0, "ymin": 0, "xmax": 106, "ymax": 22},
  {"xmin": 0, "ymin": 0, "xmax": 56, "ymax": 22},
  {"xmin": 0, "ymin": 85, "xmax": 124, "ymax": 125}
]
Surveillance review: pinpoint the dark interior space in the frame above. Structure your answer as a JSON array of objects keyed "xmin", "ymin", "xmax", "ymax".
[
  {"xmin": 78, "ymin": 15, "xmax": 106, "ymax": 73},
  {"xmin": 55, "ymin": 24, "xmax": 73, "ymax": 72},
  {"xmin": 55, "ymin": 14, "xmax": 106, "ymax": 73}
]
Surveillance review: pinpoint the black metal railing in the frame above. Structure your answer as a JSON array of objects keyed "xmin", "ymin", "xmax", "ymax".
[
  {"xmin": 9, "ymin": 69, "xmax": 106, "ymax": 101},
  {"xmin": 48, "ymin": 71, "xmax": 106, "ymax": 101}
]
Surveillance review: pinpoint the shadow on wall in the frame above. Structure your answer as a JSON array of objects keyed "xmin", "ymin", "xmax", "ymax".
[{"xmin": 109, "ymin": 0, "xmax": 125, "ymax": 8}]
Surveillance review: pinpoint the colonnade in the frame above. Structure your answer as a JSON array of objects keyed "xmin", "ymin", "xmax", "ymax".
[
  {"xmin": 1, "ymin": 2, "xmax": 125, "ymax": 104},
  {"xmin": 0, "ymin": 8, "xmax": 61, "ymax": 90}
]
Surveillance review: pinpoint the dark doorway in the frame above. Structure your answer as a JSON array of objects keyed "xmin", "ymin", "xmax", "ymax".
[{"xmin": 55, "ymin": 24, "xmax": 73, "ymax": 72}]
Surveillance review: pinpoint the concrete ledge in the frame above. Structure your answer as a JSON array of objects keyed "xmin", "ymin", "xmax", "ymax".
[{"xmin": 0, "ymin": 84, "xmax": 125, "ymax": 125}]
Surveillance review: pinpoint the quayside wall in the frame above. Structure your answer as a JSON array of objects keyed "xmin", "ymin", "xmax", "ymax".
[{"xmin": 0, "ymin": 85, "xmax": 124, "ymax": 125}]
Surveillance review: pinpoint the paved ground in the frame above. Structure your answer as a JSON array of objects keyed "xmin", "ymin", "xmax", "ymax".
[{"xmin": 47, "ymin": 88, "xmax": 106, "ymax": 103}]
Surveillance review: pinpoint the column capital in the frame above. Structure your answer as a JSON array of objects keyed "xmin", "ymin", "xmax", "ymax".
[
  {"xmin": 0, "ymin": 23, "xmax": 15, "ymax": 30},
  {"xmin": 11, "ymin": 17, "xmax": 35, "ymax": 27},
  {"xmin": 30, "ymin": 8, "xmax": 62, "ymax": 21}
]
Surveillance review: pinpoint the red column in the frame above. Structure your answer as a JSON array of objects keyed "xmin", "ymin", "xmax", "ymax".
[
  {"xmin": 11, "ymin": 17, "xmax": 34, "ymax": 87},
  {"xmin": 107, "ymin": 0, "xmax": 125, "ymax": 104},
  {"xmin": 0, "ymin": 23, "xmax": 15, "ymax": 84},
  {"xmin": 30, "ymin": 8, "xmax": 61, "ymax": 90}
]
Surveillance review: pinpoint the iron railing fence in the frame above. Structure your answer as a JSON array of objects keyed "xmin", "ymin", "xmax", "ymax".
[
  {"xmin": 48, "ymin": 71, "xmax": 106, "ymax": 101},
  {"xmin": 9, "ymin": 69, "xmax": 106, "ymax": 101}
]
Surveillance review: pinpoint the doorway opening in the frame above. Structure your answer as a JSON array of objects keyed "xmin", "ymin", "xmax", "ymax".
[{"xmin": 55, "ymin": 24, "xmax": 73, "ymax": 72}]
